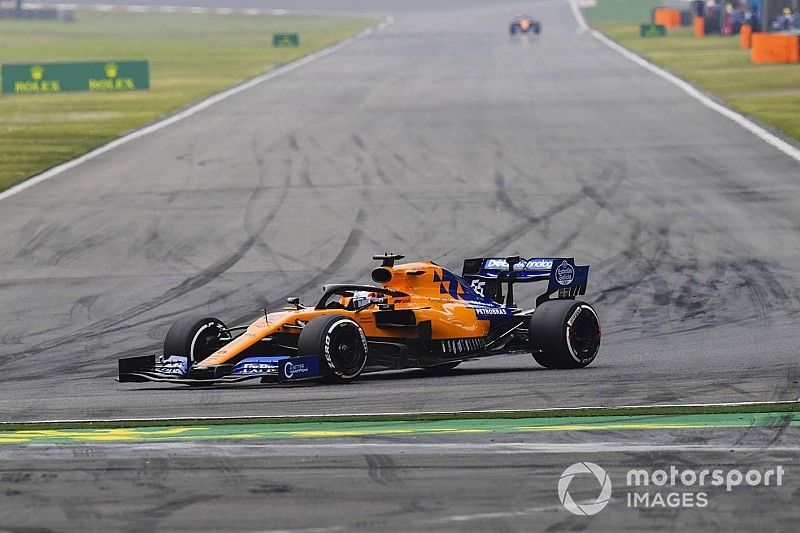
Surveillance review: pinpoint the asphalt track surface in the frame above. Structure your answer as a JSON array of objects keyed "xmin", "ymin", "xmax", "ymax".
[
  {"xmin": 4, "ymin": 2, "xmax": 800, "ymax": 530},
  {"xmin": 1, "ymin": 0, "xmax": 799, "ymax": 423},
  {"xmin": 1, "ymin": 426, "xmax": 798, "ymax": 530}
]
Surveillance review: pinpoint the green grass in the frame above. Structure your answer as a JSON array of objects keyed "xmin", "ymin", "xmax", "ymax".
[
  {"xmin": 583, "ymin": 0, "xmax": 664, "ymax": 23},
  {"xmin": 1, "ymin": 400, "xmax": 797, "ymax": 431},
  {"xmin": 0, "ymin": 11, "xmax": 376, "ymax": 192},
  {"xmin": 1, "ymin": 410, "xmax": 799, "ymax": 443},
  {"xmin": 584, "ymin": 1, "xmax": 800, "ymax": 141}
]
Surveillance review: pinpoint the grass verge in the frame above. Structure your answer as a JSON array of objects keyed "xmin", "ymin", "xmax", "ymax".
[
  {"xmin": 584, "ymin": 0, "xmax": 800, "ymax": 142},
  {"xmin": 1, "ymin": 410, "xmax": 799, "ymax": 444},
  {"xmin": 0, "ymin": 400, "xmax": 797, "ymax": 431},
  {"xmin": 0, "ymin": 11, "xmax": 376, "ymax": 192}
]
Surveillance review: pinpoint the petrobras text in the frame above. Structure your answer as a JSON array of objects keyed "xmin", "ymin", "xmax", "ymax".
[{"xmin": 474, "ymin": 307, "xmax": 511, "ymax": 316}]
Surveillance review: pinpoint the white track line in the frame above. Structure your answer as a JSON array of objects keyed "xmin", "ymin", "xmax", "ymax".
[
  {"xmin": 4, "ymin": 399, "xmax": 796, "ymax": 426},
  {"xmin": 428, "ymin": 505, "xmax": 566, "ymax": 523},
  {"xmin": 0, "ymin": 16, "xmax": 392, "ymax": 204},
  {"xmin": 568, "ymin": 0, "xmax": 800, "ymax": 163},
  {"xmin": 192, "ymin": 443, "xmax": 800, "ymax": 454},
  {"xmin": 4, "ymin": 443, "xmax": 800, "ymax": 457}
]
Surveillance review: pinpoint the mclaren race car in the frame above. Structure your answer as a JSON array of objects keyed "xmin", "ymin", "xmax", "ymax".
[
  {"xmin": 118, "ymin": 254, "xmax": 601, "ymax": 385},
  {"xmin": 509, "ymin": 14, "xmax": 541, "ymax": 35}
]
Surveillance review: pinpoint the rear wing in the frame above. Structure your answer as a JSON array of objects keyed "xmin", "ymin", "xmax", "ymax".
[{"xmin": 462, "ymin": 256, "xmax": 589, "ymax": 308}]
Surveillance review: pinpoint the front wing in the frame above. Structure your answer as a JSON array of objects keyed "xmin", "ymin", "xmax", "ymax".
[{"xmin": 118, "ymin": 354, "xmax": 321, "ymax": 385}]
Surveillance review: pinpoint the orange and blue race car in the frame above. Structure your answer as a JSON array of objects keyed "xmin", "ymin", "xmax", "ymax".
[
  {"xmin": 118, "ymin": 254, "xmax": 600, "ymax": 385},
  {"xmin": 509, "ymin": 14, "xmax": 542, "ymax": 35}
]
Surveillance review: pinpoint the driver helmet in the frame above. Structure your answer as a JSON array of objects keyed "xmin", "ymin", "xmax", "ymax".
[{"xmin": 351, "ymin": 291, "xmax": 381, "ymax": 308}]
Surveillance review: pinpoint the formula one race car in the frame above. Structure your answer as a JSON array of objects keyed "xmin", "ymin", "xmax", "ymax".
[
  {"xmin": 509, "ymin": 14, "xmax": 541, "ymax": 35},
  {"xmin": 118, "ymin": 254, "xmax": 600, "ymax": 385}
]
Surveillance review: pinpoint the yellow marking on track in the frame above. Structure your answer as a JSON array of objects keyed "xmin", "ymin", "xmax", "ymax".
[
  {"xmin": 0, "ymin": 411, "xmax": 788, "ymax": 445},
  {"xmin": 0, "ymin": 427, "xmax": 208, "ymax": 443},
  {"xmin": 281, "ymin": 428, "xmax": 418, "ymax": 438},
  {"xmin": 0, "ymin": 437, "xmax": 29, "ymax": 444},
  {"xmin": 517, "ymin": 423, "xmax": 726, "ymax": 431},
  {"xmin": 279, "ymin": 427, "xmax": 492, "ymax": 438}
]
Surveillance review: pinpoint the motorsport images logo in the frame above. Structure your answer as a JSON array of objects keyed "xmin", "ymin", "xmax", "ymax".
[
  {"xmin": 558, "ymin": 462, "xmax": 785, "ymax": 514},
  {"xmin": 558, "ymin": 462, "xmax": 612, "ymax": 516}
]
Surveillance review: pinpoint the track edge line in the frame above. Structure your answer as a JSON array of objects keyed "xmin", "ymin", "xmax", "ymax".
[
  {"xmin": 0, "ymin": 13, "xmax": 392, "ymax": 204},
  {"xmin": 567, "ymin": 0, "xmax": 800, "ymax": 163}
]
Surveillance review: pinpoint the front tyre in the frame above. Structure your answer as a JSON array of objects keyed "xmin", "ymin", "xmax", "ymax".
[
  {"xmin": 297, "ymin": 315, "xmax": 368, "ymax": 383},
  {"xmin": 529, "ymin": 301, "xmax": 600, "ymax": 369},
  {"xmin": 163, "ymin": 316, "xmax": 228, "ymax": 365}
]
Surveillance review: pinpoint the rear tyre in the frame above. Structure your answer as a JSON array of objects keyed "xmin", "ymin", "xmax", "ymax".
[
  {"xmin": 163, "ymin": 316, "xmax": 228, "ymax": 365},
  {"xmin": 529, "ymin": 300, "xmax": 600, "ymax": 369},
  {"xmin": 297, "ymin": 315, "xmax": 368, "ymax": 383}
]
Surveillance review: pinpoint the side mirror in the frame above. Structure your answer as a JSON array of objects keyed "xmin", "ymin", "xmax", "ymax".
[{"xmin": 286, "ymin": 297, "xmax": 301, "ymax": 309}]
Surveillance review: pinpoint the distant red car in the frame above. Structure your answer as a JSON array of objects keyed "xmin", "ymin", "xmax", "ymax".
[{"xmin": 510, "ymin": 14, "xmax": 542, "ymax": 35}]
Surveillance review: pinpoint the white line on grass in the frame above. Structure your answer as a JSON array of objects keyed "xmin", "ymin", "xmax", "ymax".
[
  {"xmin": 0, "ymin": 16, "xmax": 393, "ymax": 204},
  {"xmin": 568, "ymin": 0, "xmax": 800, "ymax": 163}
]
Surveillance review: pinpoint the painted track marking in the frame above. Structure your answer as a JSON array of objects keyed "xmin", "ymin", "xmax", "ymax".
[
  {"xmin": 5, "ymin": 399, "xmax": 796, "ymax": 427},
  {"xmin": 0, "ymin": 411, "xmax": 795, "ymax": 444}
]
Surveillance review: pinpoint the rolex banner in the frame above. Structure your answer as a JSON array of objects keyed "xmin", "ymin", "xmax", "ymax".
[
  {"xmin": 1, "ymin": 61, "xmax": 149, "ymax": 95},
  {"xmin": 639, "ymin": 23, "xmax": 667, "ymax": 38}
]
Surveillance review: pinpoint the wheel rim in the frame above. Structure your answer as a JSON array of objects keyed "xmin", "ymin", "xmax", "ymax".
[
  {"xmin": 190, "ymin": 322, "xmax": 223, "ymax": 364},
  {"xmin": 566, "ymin": 305, "xmax": 601, "ymax": 362},
  {"xmin": 326, "ymin": 324, "xmax": 366, "ymax": 378}
]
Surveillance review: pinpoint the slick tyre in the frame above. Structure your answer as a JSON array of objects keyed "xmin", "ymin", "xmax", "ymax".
[
  {"xmin": 163, "ymin": 316, "xmax": 228, "ymax": 365},
  {"xmin": 297, "ymin": 315, "xmax": 368, "ymax": 383},
  {"xmin": 529, "ymin": 300, "xmax": 600, "ymax": 369}
]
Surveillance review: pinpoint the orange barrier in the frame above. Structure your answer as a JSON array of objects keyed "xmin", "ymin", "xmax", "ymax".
[
  {"xmin": 694, "ymin": 16, "xmax": 704, "ymax": 38},
  {"xmin": 740, "ymin": 24, "xmax": 752, "ymax": 49},
  {"xmin": 751, "ymin": 32, "xmax": 800, "ymax": 64},
  {"xmin": 653, "ymin": 8, "xmax": 682, "ymax": 28}
]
